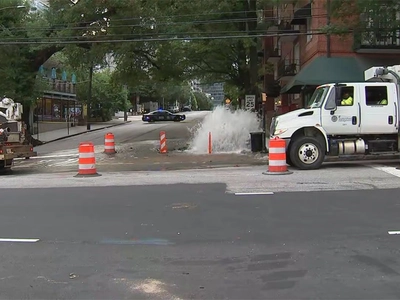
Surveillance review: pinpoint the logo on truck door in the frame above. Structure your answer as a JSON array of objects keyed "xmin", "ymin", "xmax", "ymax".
[
  {"xmin": 331, "ymin": 115, "xmax": 352, "ymax": 123},
  {"xmin": 338, "ymin": 116, "xmax": 352, "ymax": 122}
]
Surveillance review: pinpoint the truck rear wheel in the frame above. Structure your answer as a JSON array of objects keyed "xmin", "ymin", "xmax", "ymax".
[{"xmin": 289, "ymin": 136, "xmax": 325, "ymax": 170}]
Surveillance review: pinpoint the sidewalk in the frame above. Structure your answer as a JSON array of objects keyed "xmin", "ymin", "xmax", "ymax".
[{"xmin": 32, "ymin": 118, "xmax": 134, "ymax": 143}]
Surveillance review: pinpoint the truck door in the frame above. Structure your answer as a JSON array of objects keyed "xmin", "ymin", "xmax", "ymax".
[
  {"xmin": 321, "ymin": 85, "xmax": 360, "ymax": 135},
  {"xmin": 359, "ymin": 84, "xmax": 397, "ymax": 134}
]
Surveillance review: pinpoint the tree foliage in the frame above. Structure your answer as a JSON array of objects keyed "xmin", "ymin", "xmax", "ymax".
[
  {"xmin": 0, "ymin": 0, "xmax": 276, "ymax": 129},
  {"xmin": 326, "ymin": 0, "xmax": 400, "ymax": 35},
  {"xmin": 77, "ymin": 69, "xmax": 127, "ymax": 120},
  {"xmin": 193, "ymin": 91, "xmax": 213, "ymax": 110}
]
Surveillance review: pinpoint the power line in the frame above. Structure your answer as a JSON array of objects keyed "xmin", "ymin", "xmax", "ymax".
[
  {"xmin": 1, "ymin": 11, "xmax": 334, "ymax": 32},
  {"xmin": 0, "ymin": 13, "xmax": 334, "ymax": 36},
  {"xmin": 0, "ymin": 27, "xmax": 334, "ymax": 41},
  {"xmin": 0, "ymin": 21, "xmax": 379, "ymax": 43},
  {"xmin": 3, "ymin": 0, "xmax": 394, "ymax": 31},
  {"xmin": 0, "ymin": 30, "xmax": 354, "ymax": 45}
]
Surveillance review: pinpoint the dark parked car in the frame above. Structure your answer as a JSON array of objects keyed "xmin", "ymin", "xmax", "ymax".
[{"xmin": 142, "ymin": 110, "xmax": 186, "ymax": 123}]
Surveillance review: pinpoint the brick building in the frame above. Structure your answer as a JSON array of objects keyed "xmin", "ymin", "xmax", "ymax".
[{"xmin": 262, "ymin": 0, "xmax": 400, "ymax": 121}]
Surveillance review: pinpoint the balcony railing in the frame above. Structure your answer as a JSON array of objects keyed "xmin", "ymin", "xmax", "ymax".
[
  {"xmin": 277, "ymin": 59, "xmax": 300, "ymax": 79},
  {"xmin": 353, "ymin": 30, "xmax": 400, "ymax": 53},
  {"xmin": 43, "ymin": 78, "xmax": 77, "ymax": 94}
]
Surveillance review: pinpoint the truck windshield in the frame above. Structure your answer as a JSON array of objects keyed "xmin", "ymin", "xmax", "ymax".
[{"xmin": 309, "ymin": 86, "xmax": 330, "ymax": 108}]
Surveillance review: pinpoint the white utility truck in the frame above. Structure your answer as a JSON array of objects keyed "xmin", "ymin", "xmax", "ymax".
[
  {"xmin": 270, "ymin": 65, "xmax": 400, "ymax": 170},
  {"xmin": 0, "ymin": 97, "xmax": 37, "ymax": 170}
]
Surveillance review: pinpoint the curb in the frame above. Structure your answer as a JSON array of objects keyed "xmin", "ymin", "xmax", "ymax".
[{"xmin": 39, "ymin": 121, "xmax": 132, "ymax": 144}]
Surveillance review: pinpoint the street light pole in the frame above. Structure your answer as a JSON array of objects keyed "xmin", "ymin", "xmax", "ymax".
[
  {"xmin": 87, "ymin": 63, "xmax": 93, "ymax": 130},
  {"xmin": 123, "ymin": 84, "xmax": 128, "ymax": 122}
]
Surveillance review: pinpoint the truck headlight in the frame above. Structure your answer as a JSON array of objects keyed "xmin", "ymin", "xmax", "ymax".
[{"xmin": 274, "ymin": 128, "xmax": 288, "ymax": 135}]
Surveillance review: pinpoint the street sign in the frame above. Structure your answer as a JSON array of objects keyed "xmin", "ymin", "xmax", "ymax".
[{"xmin": 245, "ymin": 95, "xmax": 255, "ymax": 110}]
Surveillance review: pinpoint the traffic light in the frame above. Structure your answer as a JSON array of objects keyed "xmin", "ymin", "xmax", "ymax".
[{"xmin": 261, "ymin": 93, "xmax": 267, "ymax": 102}]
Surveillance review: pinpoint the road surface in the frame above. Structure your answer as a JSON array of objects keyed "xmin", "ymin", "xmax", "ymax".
[
  {"xmin": 35, "ymin": 111, "xmax": 209, "ymax": 155},
  {"xmin": 1, "ymin": 185, "xmax": 400, "ymax": 299},
  {"xmin": 13, "ymin": 110, "xmax": 268, "ymax": 173}
]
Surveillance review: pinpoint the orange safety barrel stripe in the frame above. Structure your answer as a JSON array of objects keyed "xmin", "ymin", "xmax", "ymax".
[
  {"xmin": 268, "ymin": 137, "xmax": 288, "ymax": 173},
  {"xmin": 104, "ymin": 133, "xmax": 116, "ymax": 153},
  {"xmin": 77, "ymin": 142, "xmax": 97, "ymax": 175},
  {"xmin": 79, "ymin": 157, "xmax": 96, "ymax": 164}
]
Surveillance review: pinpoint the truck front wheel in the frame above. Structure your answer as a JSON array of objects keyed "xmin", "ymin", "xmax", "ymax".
[{"xmin": 289, "ymin": 136, "xmax": 325, "ymax": 170}]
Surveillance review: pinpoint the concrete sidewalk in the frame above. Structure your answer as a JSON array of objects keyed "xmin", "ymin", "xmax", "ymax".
[{"xmin": 32, "ymin": 118, "xmax": 136, "ymax": 143}]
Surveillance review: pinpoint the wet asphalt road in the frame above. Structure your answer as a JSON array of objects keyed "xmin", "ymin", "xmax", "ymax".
[
  {"xmin": 1, "ymin": 184, "xmax": 400, "ymax": 299},
  {"xmin": 11, "ymin": 112, "xmax": 214, "ymax": 173},
  {"xmin": 34, "ymin": 111, "xmax": 208, "ymax": 155}
]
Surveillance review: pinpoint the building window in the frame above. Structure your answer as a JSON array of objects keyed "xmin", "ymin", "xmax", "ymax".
[
  {"xmin": 306, "ymin": 18, "xmax": 312, "ymax": 42},
  {"xmin": 35, "ymin": 97, "xmax": 80, "ymax": 121},
  {"xmin": 365, "ymin": 86, "xmax": 388, "ymax": 106}
]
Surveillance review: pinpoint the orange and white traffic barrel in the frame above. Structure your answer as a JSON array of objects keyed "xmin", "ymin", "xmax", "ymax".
[
  {"xmin": 160, "ymin": 131, "xmax": 167, "ymax": 154},
  {"xmin": 104, "ymin": 132, "xmax": 116, "ymax": 154},
  {"xmin": 75, "ymin": 142, "xmax": 101, "ymax": 177},
  {"xmin": 263, "ymin": 137, "xmax": 293, "ymax": 175}
]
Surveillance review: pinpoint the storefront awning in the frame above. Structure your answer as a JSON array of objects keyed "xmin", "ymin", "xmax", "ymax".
[{"xmin": 280, "ymin": 56, "xmax": 367, "ymax": 94}]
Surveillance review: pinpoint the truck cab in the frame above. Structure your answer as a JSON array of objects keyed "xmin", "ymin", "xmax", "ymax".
[{"xmin": 270, "ymin": 65, "xmax": 400, "ymax": 170}]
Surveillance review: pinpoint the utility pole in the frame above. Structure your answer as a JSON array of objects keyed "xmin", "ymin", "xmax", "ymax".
[
  {"xmin": 261, "ymin": 93, "xmax": 267, "ymax": 152},
  {"xmin": 123, "ymin": 84, "xmax": 128, "ymax": 122},
  {"xmin": 87, "ymin": 63, "xmax": 93, "ymax": 130},
  {"xmin": 326, "ymin": 0, "xmax": 331, "ymax": 58}
]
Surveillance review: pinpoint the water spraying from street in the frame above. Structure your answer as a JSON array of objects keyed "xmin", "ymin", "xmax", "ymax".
[{"xmin": 188, "ymin": 106, "xmax": 261, "ymax": 154}]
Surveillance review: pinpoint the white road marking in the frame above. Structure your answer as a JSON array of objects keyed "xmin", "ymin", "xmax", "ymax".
[
  {"xmin": 0, "ymin": 238, "xmax": 40, "ymax": 243},
  {"xmin": 388, "ymin": 231, "xmax": 400, "ymax": 235},
  {"xmin": 370, "ymin": 166, "xmax": 400, "ymax": 178},
  {"xmin": 234, "ymin": 192, "xmax": 274, "ymax": 196}
]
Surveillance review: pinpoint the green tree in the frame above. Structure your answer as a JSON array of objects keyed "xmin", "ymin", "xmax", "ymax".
[
  {"xmin": 0, "ymin": 0, "xmax": 275, "ymax": 133},
  {"xmin": 0, "ymin": 0, "xmax": 121, "ymax": 133},
  {"xmin": 325, "ymin": 0, "xmax": 400, "ymax": 36},
  {"xmin": 108, "ymin": 0, "xmax": 271, "ymax": 100},
  {"xmin": 148, "ymin": 0, "xmax": 268, "ymax": 97},
  {"xmin": 76, "ymin": 69, "xmax": 126, "ymax": 121},
  {"xmin": 193, "ymin": 91, "xmax": 213, "ymax": 110}
]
